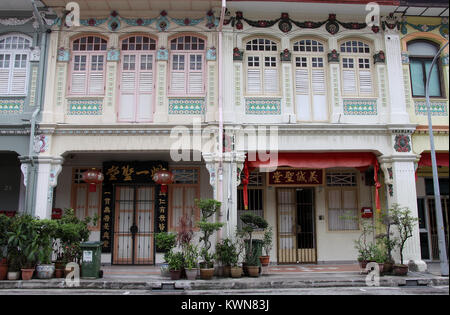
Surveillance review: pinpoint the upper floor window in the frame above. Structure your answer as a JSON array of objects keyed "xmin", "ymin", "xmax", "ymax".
[
  {"xmin": 69, "ymin": 36, "xmax": 107, "ymax": 96},
  {"xmin": 0, "ymin": 34, "xmax": 31, "ymax": 96},
  {"xmin": 169, "ymin": 35, "xmax": 205, "ymax": 96},
  {"xmin": 293, "ymin": 39, "xmax": 327, "ymax": 121},
  {"xmin": 118, "ymin": 36, "xmax": 157, "ymax": 122},
  {"xmin": 245, "ymin": 38, "xmax": 279, "ymax": 95},
  {"xmin": 408, "ymin": 40, "xmax": 443, "ymax": 98},
  {"xmin": 339, "ymin": 40, "xmax": 373, "ymax": 97}
]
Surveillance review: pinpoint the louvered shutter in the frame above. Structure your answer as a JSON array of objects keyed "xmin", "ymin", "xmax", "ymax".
[
  {"xmin": 10, "ymin": 54, "xmax": 27, "ymax": 95},
  {"xmin": 88, "ymin": 55, "xmax": 105, "ymax": 95},
  {"xmin": 264, "ymin": 68, "xmax": 278, "ymax": 94},
  {"xmin": 118, "ymin": 55, "xmax": 137, "ymax": 121},
  {"xmin": 295, "ymin": 69, "xmax": 309, "ymax": 95},
  {"xmin": 188, "ymin": 72, "xmax": 203, "ymax": 94},
  {"xmin": 358, "ymin": 70, "xmax": 372, "ymax": 94},
  {"xmin": 247, "ymin": 68, "xmax": 261, "ymax": 93},
  {"xmin": 137, "ymin": 64, "xmax": 153, "ymax": 121},
  {"xmin": 343, "ymin": 69, "xmax": 357, "ymax": 95},
  {"xmin": 0, "ymin": 69, "xmax": 9, "ymax": 95},
  {"xmin": 312, "ymin": 69, "xmax": 327, "ymax": 121},
  {"xmin": 71, "ymin": 54, "xmax": 87, "ymax": 94},
  {"xmin": 295, "ymin": 68, "xmax": 310, "ymax": 120}
]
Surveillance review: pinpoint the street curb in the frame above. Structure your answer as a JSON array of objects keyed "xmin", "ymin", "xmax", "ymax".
[{"xmin": 0, "ymin": 276, "xmax": 448, "ymax": 291}]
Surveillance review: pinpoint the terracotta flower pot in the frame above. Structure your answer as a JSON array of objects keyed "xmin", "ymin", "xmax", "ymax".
[
  {"xmin": 0, "ymin": 263, "xmax": 8, "ymax": 280},
  {"xmin": 185, "ymin": 268, "xmax": 198, "ymax": 280},
  {"xmin": 393, "ymin": 264, "xmax": 408, "ymax": 276},
  {"xmin": 230, "ymin": 267, "xmax": 243, "ymax": 278},
  {"xmin": 223, "ymin": 265, "xmax": 231, "ymax": 277},
  {"xmin": 55, "ymin": 268, "xmax": 65, "ymax": 278},
  {"xmin": 247, "ymin": 265, "xmax": 260, "ymax": 277},
  {"xmin": 200, "ymin": 268, "xmax": 215, "ymax": 280},
  {"xmin": 259, "ymin": 256, "xmax": 270, "ymax": 267},
  {"xmin": 383, "ymin": 262, "xmax": 394, "ymax": 274},
  {"xmin": 21, "ymin": 268, "xmax": 35, "ymax": 281},
  {"xmin": 169, "ymin": 269, "xmax": 182, "ymax": 280}
]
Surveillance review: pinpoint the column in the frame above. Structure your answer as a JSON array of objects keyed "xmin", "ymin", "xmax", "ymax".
[
  {"xmin": 327, "ymin": 38, "xmax": 343, "ymax": 123},
  {"xmin": 221, "ymin": 32, "xmax": 235, "ymax": 123},
  {"xmin": 19, "ymin": 155, "xmax": 63, "ymax": 219},
  {"xmin": 384, "ymin": 31, "xmax": 410, "ymax": 124},
  {"xmin": 154, "ymin": 34, "xmax": 169, "ymax": 123},
  {"xmin": 379, "ymin": 130, "xmax": 426, "ymax": 271},
  {"xmin": 280, "ymin": 38, "xmax": 295, "ymax": 123}
]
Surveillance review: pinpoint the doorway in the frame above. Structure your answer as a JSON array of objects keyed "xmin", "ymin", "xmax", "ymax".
[
  {"xmin": 277, "ymin": 188, "xmax": 316, "ymax": 264},
  {"xmin": 113, "ymin": 185, "xmax": 155, "ymax": 265}
]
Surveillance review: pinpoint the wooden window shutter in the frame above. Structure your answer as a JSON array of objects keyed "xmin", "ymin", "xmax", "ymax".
[
  {"xmin": 342, "ymin": 69, "xmax": 357, "ymax": 95},
  {"xmin": 264, "ymin": 68, "xmax": 278, "ymax": 94},
  {"xmin": 358, "ymin": 70, "xmax": 373, "ymax": 94},
  {"xmin": 247, "ymin": 68, "xmax": 261, "ymax": 93}
]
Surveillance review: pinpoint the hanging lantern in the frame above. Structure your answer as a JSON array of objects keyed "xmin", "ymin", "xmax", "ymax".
[
  {"xmin": 153, "ymin": 169, "xmax": 174, "ymax": 194},
  {"xmin": 81, "ymin": 168, "xmax": 104, "ymax": 192}
]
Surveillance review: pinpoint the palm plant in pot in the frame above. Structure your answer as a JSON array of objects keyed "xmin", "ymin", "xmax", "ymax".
[
  {"xmin": 390, "ymin": 205, "xmax": 418, "ymax": 276},
  {"xmin": 196, "ymin": 199, "xmax": 223, "ymax": 280},
  {"xmin": 240, "ymin": 213, "xmax": 268, "ymax": 277},
  {"xmin": 260, "ymin": 226, "xmax": 273, "ymax": 267},
  {"xmin": 7, "ymin": 215, "xmax": 39, "ymax": 280},
  {"xmin": 155, "ymin": 232, "xmax": 177, "ymax": 277},
  {"xmin": 35, "ymin": 219, "xmax": 58, "ymax": 279}
]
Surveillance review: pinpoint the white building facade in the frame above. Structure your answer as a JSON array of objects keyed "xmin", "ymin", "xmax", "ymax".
[{"xmin": 26, "ymin": 0, "xmax": 441, "ymax": 269}]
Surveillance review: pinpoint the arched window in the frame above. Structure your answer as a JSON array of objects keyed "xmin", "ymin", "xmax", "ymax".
[
  {"xmin": 169, "ymin": 35, "xmax": 206, "ymax": 96},
  {"xmin": 69, "ymin": 36, "xmax": 107, "ymax": 96},
  {"xmin": 339, "ymin": 40, "xmax": 373, "ymax": 96},
  {"xmin": 408, "ymin": 40, "xmax": 443, "ymax": 98},
  {"xmin": 118, "ymin": 35, "xmax": 157, "ymax": 122},
  {"xmin": 245, "ymin": 38, "xmax": 279, "ymax": 95},
  {"xmin": 0, "ymin": 34, "xmax": 31, "ymax": 96},
  {"xmin": 293, "ymin": 39, "xmax": 327, "ymax": 121}
]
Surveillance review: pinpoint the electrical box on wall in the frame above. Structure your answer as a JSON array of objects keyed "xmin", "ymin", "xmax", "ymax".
[{"xmin": 361, "ymin": 207, "xmax": 373, "ymax": 219}]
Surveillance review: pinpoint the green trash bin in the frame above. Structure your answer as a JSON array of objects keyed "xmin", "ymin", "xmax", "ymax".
[{"xmin": 80, "ymin": 241, "xmax": 103, "ymax": 279}]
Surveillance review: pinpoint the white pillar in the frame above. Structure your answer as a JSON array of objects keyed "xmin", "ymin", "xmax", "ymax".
[
  {"xmin": 384, "ymin": 32, "xmax": 410, "ymax": 124},
  {"xmin": 379, "ymin": 152, "xmax": 427, "ymax": 272},
  {"xmin": 34, "ymin": 156, "xmax": 64, "ymax": 219}
]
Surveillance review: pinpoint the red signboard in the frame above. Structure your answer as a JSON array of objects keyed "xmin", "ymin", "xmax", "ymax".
[{"xmin": 268, "ymin": 169, "xmax": 324, "ymax": 185}]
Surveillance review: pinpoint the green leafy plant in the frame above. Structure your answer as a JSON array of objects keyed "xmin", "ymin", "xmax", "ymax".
[
  {"xmin": 155, "ymin": 232, "xmax": 177, "ymax": 263},
  {"xmin": 262, "ymin": 226, "xmax": 273, "ymax": 256},
  {"xmin": 216, "ymin": 238, "xmax": 237, "ymax": 267},
  {"xmin": 183, "ymin": 243, "xmax": 199, "ymax": 270},
  {"xmin": 239, "ymin": 213, "xmax": 268, "ymax": 265},
  {"xmin": 389, "ymin": 204, "xmax": 418, "ymax": 265},
  {"xmin": 167, "ymin": 251, "xmax": 184, "ymax": 271},
  {"xmin": 195, "ymin": 199, "xmax": 223, "ymax": 268},
  {"xmin": 35, "ymin": 219, "xmax": 58, "ymax": 264},
  {"xmin": 7, "ymin": 215, "xmax": 40, "ymax": 269},
  {"xmin": 353, "ymin": 217, "xmax": 376, "ymax": 262}
]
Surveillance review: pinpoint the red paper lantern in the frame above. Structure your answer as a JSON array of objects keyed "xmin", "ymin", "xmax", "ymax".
[
  {"xmin": 153, "ymin": 169, "xmax": 174, "ymax": 194},
  {"xmin": 81, "ymin": 169, "xmax": 104, "ymax": 192}
]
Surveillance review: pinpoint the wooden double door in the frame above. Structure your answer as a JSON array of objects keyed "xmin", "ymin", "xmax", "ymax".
[
  {"xmin": 277, "ymin": 188, "xmax": 317, "ymax": 264},
  {"xmin": 113, "ymin": 185, "xmax": 155, "ymax": 265}
]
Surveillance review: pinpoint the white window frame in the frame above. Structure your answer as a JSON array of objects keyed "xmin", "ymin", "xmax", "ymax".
[
  {"xmin": 68, "ymin": 36, "xmax": 107, "ymax": 96},
  {"xmin": 168, "ymin": 35, "xmax": 206, "ymax": 97},
  {"xmin": 0, "ymin": 34, "xmax": 32, "ymax": 96},
  {"xmin": 339, "ymin": 39, "xmax": 375, "ymax": 97},
  {"xmin": 326, "ymin": 170, "xmax": 360, "ymax": 232},
  {"xmin": 244, "ymin": 38, "xmax": 280, "ymax": 96},
  {"xmin": 292, "ymin": 39, "xmax": 328, "ymax": 121}
]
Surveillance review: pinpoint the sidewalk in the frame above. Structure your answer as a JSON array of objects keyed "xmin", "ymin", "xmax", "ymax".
[{"xmin": 0, "ymin": 263, "xmax": 448, "ymax": 291}]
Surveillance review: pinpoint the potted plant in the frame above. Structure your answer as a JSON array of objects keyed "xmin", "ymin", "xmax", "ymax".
[
  {"xmin": 36, "ymin": 219, "xmax": 57, "ymax": 279},
  {"xmin": 6, "ymin": 250, "xmax": 21, "ymax": 280},
  {"xmin": 260, "ymin": 226, "xmax": 273, "ymax": 267},
  {"xmin": 0, "ymin": 214, "xmax": 11, "ymax": 280},
  {"xmin": 196, "ymin": 199, "xmax": 223, "ymax": 280},
  {"xmin": 230, "ymin": 232, "xmax": 245, "ymax": 278},
  {"xmin": 353, "ymin": 217, "xmax": 376, "ymax": 269},
  {"xmin": 183, "ymin": 243, "xmax": 199, "ymax": 280},
  {"xmin": 370, "ymin": 245, "xmax": 387, "ymax": 274},
  {"xmin": 155, "ymin": 232, "xmax": 177, "ymax": 277},
  {"xmin": 390, "ymin": 205, "xmax": 418, "ymax": 276},
  {"xmin": 240, "ymin": 213, "xmax": 268, "ymax": 277},
  {"xmin": 378, "ymin": 208, "xmax": 399, "ymax": 273},
  {"xmin": 216, "ymin": 238, "xmax": 236, "ymax": 277},
  {"xmin": 167, "ymin": 251, "xmax": 184, "ymax": 280}
]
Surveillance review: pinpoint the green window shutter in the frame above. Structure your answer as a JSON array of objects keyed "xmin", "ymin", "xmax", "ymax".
[{"xmin": 424, "ymin": 60, "xmax": 441, "ymax": 97}]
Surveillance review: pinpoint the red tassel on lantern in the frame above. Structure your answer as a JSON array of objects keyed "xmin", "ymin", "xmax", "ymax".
[{"xmin": 242, "ymin": 160, "xmax": 249, "ymax": 210}]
